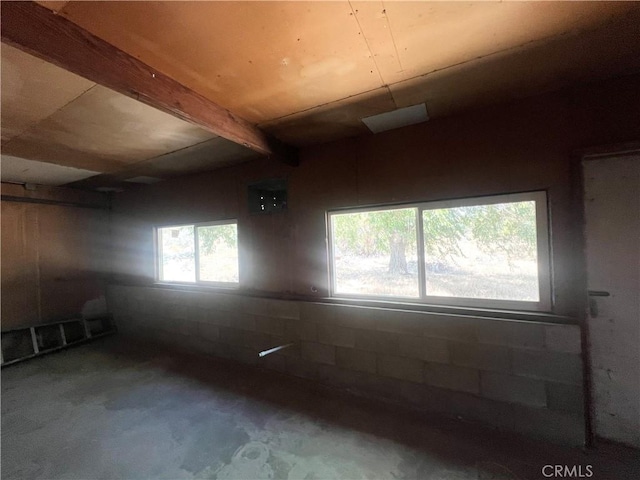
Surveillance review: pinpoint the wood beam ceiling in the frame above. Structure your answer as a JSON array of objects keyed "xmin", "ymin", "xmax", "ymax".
[{"xmin": 1, "ymin": 1, "xmax": 298, "ymax": 166}]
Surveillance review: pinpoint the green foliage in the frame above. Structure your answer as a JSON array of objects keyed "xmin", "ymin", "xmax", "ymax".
[
  {"xmin": 332, "ymin": 201, "xmax": 538, "ymax": 262},
  {"xmin": 422, "ymin": 208, "xmax": 466, "ymax": 257},
  {"xmin": 160, "ymin": 225, "xmax": 194, "ymax": 257},
  {"xmin": 468, "ymin": 201, "xmax": 537, "ymax": 260},
  {"xmin": 332, "ymin": 208, "xmax": 416, "ymax": 256},
  {"xmin": 198, "ymin": 224, "xmax": 237, "ymax": 254}
]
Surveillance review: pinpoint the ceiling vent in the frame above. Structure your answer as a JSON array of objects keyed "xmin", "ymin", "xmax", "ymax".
[{"xmin": 361, "ymin": 103, "xmax": 428, "ymax": 134}]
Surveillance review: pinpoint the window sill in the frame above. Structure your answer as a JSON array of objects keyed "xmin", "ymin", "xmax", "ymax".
[
  {"xmin": 113, "ymin": 281, "xmax": 576, "ymax": 325},
  {"xmin": 154, "ymin": 281, "xmax": 239, "ymax": 291},
  {"xmin": 318, "ymin": 296, "xmax": 576, "ymax": 325}
]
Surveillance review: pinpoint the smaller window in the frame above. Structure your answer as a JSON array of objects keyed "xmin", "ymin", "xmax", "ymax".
[{"xmin": 156, "ymin": 221, "xmax": 239, "ymax": 285}]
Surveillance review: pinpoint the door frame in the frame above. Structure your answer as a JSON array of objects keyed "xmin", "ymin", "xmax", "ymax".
[{"xmin": 573, "ymin": 141, "xmax": 640, "ymax": 447}]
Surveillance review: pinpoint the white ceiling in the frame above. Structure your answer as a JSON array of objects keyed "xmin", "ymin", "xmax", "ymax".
[{"xmin": 1, "ymin": 155, "xmax": 99, "ymax": 186}]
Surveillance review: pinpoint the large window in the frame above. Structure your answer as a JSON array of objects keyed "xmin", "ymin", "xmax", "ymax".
[
  {"xmin": 156, "ymin": 220, "xmax": 239, "ymax": 285},
  {"xmin": 328, "ymin": 192, "xmax": 551, "ymax": 310}
]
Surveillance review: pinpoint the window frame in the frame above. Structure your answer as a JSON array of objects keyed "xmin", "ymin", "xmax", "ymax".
[
  {"xmin": 154, "ymin": 219, "xmax": 239, "ymax": 287},
  {"xmin": 327, "ymin": 191, "xmax": 552, "ymax": 312}
]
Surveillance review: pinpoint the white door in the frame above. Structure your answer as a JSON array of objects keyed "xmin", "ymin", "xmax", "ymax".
[{"xmin": 583, "ymin": 153, "xmax": 640, "ymax": 447}]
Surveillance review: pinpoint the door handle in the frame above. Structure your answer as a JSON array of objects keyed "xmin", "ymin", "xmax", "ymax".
[
  {"xmin": 588, "ymin": 291, "xmax": 610, "ymax": 317},
  {"xmin": 588, "ymin": 290, "xmax": 610, "ymax": 297}
]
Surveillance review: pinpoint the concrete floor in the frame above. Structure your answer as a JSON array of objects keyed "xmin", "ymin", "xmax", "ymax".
[{"xmin": 2, "ymin": 337, "xmax": 638, "ymax": 480}]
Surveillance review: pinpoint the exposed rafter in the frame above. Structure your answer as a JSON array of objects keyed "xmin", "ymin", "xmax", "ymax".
[{"xmin": 1, "ymin": 1, "xmax": 298, "ymax": 166}]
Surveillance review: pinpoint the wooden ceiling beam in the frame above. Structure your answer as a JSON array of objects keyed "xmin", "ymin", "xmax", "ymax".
[{"xmin": 1, "ymin": 1, "xmax": 298, "ymax": 166}]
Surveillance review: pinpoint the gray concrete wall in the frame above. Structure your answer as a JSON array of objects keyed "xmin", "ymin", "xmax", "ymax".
[{"xmin": 108, "ymin": 284, "xmax": 585, "ymax": 445}]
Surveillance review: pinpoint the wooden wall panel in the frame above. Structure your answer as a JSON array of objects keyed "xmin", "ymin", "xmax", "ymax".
[
  {"xmin": 0, "ymin": 202, "xmax": 40, "ymax": 328},
  {"xmin": 36, "ymin": 205, "xmax": 110, "ymax": 321},
  {"xmin": 110, "ymin": 74, "xmax": 640, "ymax": 317},
  {"xmin": 1, "ymin": 185, "xmax": 111, "ymax": 329}
]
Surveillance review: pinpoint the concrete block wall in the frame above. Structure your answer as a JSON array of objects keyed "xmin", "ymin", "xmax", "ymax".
[{"xmin": 107, "ymin": 285, "xmax": 585, "ymax": 445}]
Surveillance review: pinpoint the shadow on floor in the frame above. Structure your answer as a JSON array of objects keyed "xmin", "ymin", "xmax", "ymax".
[{"xmin": 2, "ymin": 335, "xmax": 638, "ymax": 480}]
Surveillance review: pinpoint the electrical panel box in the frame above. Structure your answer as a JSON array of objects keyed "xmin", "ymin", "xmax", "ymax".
[{"xmin": 248, "ymin": 179, "xmax": 288, "ymax": 214}]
